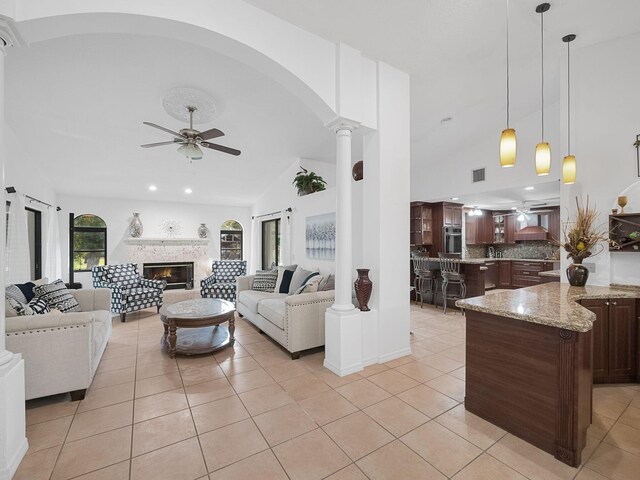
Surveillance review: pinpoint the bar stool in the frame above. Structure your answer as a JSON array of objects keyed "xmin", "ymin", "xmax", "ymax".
[
  {"xmin": 438, "ymin": 253, "xmax": 467, "ymax": 314},
  {"xmin": 411, "ymin": 253, "xmax": 437, "ymax": 308}
]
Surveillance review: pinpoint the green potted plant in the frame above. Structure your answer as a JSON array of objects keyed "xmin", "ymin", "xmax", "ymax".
[{"xmin": 292, "ymin": 167, "xmax": 327, "ymax": 196}]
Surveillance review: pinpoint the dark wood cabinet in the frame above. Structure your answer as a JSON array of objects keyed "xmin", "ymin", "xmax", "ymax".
[
  {"xmin": 410, "ymin": 202, "xmax": 433, "ymax": 246},
  {"xmin": 465, "ymin": 211, "xmax": 493, "ymax": 245},
  {"xmin": 504, "ymin": 215, "xmax": 516, "ymax": 244},
  {"xmin": 581, "ymin": 298, "xmax": 638, "ymax": 384},
  {"xmin": 498, "ymin": 261, "xmax": 512, "ymax": 288},
  {"xmin": 609, "ymin": 213, "xmax": 640, "ymax": 252},
  {"xmin": 444, "ymin": 205, "xmax": 463, "ymax": 227},
  {"xmin": 511, "ymin": 261, "xmax": 556, "ymax": 288}
]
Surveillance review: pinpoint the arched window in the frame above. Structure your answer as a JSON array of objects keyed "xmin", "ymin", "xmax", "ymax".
[
  {"xmin": 220, "ymin": 220, "xmax": 243, "ymax": 260},
  {"xmin": 71, "ymin": 214, "xmax": 107, "ymax": 272}
]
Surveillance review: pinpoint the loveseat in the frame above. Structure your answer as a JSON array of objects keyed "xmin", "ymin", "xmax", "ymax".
[
  {"xmin": 5, "ymin": 288, "xmax": 112, "ymax": 400},
  {"xmin": 236, "ymin": 275, "xmax": 334, "ymax": 359}
]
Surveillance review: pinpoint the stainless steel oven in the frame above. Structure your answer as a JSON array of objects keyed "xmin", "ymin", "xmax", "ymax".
[{"xmin": 444, "ymin": 226, "xmax": 462, "ymax": 254}]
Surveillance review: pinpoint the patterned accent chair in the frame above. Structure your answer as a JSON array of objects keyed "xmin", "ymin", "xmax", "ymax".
[
  {"xmin": 92, "ymin": 263, "xmax": 166, "ymax": 322},
  {"xmin": 201, "ymin": 260, "xmax": 247, "ymax": 303}
]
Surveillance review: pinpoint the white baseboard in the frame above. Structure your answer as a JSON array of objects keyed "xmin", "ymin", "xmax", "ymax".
[
  {"xmin": 377, "ymin": 347, "xmax": 412, "ymax": 364},
  {"xmin": 323, "ymin": 358, "xmax": 363, "ymax": 377}
]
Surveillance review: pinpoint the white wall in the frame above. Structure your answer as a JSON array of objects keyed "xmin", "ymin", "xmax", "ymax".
[
  {"xmin": 57, "ymin": 194, "xmax": 251, "ymax": 286},
  {"xmin": 412, "ymin": 103, "xmax": 562, "ymax": 201},
  {"xmin": 250, "ymin": 158, "xmax": 338, "ymax": 275},
  {"xmin": 560, "ymin": 32, "xmax": 640, "ymax": 285}
]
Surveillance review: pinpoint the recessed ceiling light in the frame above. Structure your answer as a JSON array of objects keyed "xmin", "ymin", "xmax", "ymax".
[
  {"xmin": 524, "ymin": 186, "xmax": 535, "ymax": 190},
  {"xmin": 184, "ymin": 188, "xmax": 193, "ymax": 194},
  {"xmin": 511, "ymin": 207, "xmax": 517, "ymax": 210},
  {"xmin": 451, "ymin": 197, "xmax": 459, "ymax": 201},
  {"xmin": 148, "ymin": 185, "xmax": 157, "ymax": 191}
]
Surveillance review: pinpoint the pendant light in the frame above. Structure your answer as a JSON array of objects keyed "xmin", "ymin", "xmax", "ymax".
[
  {"xmin": 500, "ymin": 0, "xmax": 516, "ymax": 167},
  {"xmin": 535, "ymin": 4, "xmax": 551, "ymax": 176},
  {"xmin": 562, "ymin": 34, "xmax": 577, "ymax": 184}
]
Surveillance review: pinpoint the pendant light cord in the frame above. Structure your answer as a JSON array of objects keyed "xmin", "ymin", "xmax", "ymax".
[
  {"xmin": 506, "ymin": 0, "xmax": 510, "ymax": 128},
  {"xmin": 567, "ymin": 40, "xmax": 571, "ymax": 154},
  {"xmin": 541, "ymin": 10, "xmax": 545, "ymax": 140}
]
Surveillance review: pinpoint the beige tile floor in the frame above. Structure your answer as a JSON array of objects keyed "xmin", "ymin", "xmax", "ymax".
[{"xmin": 16, "ymin": 303, "xmax": 640, "ymax": 479}]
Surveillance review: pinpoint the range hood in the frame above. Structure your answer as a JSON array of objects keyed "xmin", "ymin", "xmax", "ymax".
[{"xmin": 514, "ymin": 225, "xmax": 549, "ymax": 241}]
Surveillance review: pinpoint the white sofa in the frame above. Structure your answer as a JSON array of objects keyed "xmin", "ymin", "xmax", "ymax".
[
  {"xmin": 236, "ymin": 275, "xmax": 334, "ymax": 359},
  {"xmin": 5, "ymin": 288, "xmax": 112, "ymax": 400}
]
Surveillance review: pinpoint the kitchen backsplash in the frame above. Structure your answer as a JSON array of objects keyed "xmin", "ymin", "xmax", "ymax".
[{"xmin": 465, "ymin": 241, "xmax": 560, "ymax": 260}]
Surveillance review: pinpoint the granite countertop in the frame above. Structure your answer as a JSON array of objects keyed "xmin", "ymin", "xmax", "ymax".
[
  {"xmin": 456, "ymin": 283, "xmax": 640, "ymax": 332},
  {"xmin": 418, "ymin": 257, "xmax": 559, "ymax": 265},
  {"xmin": 539, "ymin": 269, "xmax": 561, "ymax": 277}
]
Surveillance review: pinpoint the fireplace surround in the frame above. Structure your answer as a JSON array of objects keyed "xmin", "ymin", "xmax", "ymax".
[{"xmin": 143, "ymin": 262, "xmax": 194, "ymax": 290}]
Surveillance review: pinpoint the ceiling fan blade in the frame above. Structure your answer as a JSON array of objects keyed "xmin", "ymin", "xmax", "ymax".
[
  {"xmin": 140, "ymin": 140, "xmax": 185, "ymax": 148},
  {"xmin": 143, "ymin": 122, "xmax": 185, "ymax": 138},
  {"xmin": 200, "ymin": 142, "xmax": 241, "ymax": 156},
  {"xmin": 198, "ymin": 128, "xmax": 225, "ymax": 141}
]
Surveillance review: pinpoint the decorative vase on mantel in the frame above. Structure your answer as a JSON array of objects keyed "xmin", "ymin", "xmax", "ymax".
[
  {"xmin": 566, "ymin": 258, "xmax": 589, "ymax": 287},
  {"xmin": 354, "ymin": 268, "xmax": 373, "ymax": 311},
  {"xmin": 197, "ymin": 223, "xmax": 210, "ymax": 239},
  {"xmin": 129, "ymin": 213, "xmax": 143, "ymax": 238}
]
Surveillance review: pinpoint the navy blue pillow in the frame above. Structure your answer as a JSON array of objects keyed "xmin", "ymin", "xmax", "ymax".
[
  {"xmin": 16, "ymin": 282, "xmax": 36, "ymax": 302},
  {"xmin": 279, "ymin": 269, "xmax": 295, "ymax": 293}
]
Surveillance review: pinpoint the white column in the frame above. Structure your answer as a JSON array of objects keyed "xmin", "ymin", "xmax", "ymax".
[
  {"xmin": 324, "ymin": 119, "xmax": 362, "ymax": 376},
  {"xmin": 0, "ymin": 35, "xmax": 29, "ymax": 479}
]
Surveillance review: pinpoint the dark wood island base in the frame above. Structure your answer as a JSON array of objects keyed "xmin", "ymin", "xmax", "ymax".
[{"xmin": 465, "ymin": 309, "xmax": 592, "ymax": 467}]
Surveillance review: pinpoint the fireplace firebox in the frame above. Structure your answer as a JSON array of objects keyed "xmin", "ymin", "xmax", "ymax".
[{"xmin": 143, "ymin": 262, "xmax": 194, "ymax": 290}]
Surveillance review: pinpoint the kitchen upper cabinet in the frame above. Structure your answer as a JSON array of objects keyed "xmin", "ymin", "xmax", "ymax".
[
  {"xmin": 504, "ymin": 214, "xmax": 516, "ymax": 244},
  {"xmin": 465, "ymin": 211, "xmax": 493, "ymax": 245},
  {"xmin": 581, "ymin": 298, "xmax": 638, "ymax": 384},
  {"xmin": 444, "ymin": 205, "xmax": 463, "ymax": 227},
  {"xmin": 410, "ymin": 202, "xmax": 433, "ymax": 246}
]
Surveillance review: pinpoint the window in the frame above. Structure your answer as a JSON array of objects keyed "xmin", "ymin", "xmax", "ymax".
[
  {"xmin": 26, "ymin": 208, "xmax": 42, "ymax": 280},
  {"xmin": 262, "ymin": 218, "xmax": 280, "ymax": 269},
  {"xmin": 70, "ymin": 214, "xmax": 107, "ymax": 274},
  {"xmin": 220, "ymin": 219, "xmax": 243, "ymax": 261}
]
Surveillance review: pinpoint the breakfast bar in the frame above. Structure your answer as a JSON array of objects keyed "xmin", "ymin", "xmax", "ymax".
[{"xmin": 457, "ymin": 284, "xmax": 640, "ymax": 467}]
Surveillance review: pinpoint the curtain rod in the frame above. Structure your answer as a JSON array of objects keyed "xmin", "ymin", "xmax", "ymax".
[
  {"xmin": 5, "ymin": 186, "xmax": 62, "ymax": 211},
  {"xmin": 252, "ymin": 207, "xmax": 292, "ymax": 220}
]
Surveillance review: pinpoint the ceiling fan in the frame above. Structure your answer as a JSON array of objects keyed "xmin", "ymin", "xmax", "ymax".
[{"xmin": 141, "ymin": 106, "xmax": 241, "ymax": 159}]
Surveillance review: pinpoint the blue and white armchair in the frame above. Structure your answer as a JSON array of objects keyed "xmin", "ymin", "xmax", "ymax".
[
  {"xmin": 92, "ymin": 263, "xmax": 166, "ymax": 322},
  {"xmin": 200, "ymin": 260, "xmax": 247, "ymax": 303}
]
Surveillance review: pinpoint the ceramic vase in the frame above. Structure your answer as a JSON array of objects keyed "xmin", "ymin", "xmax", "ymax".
[
  {"xmin": 354, "ymin": 268, "xmax": 373, "ymax": 311},
  {"xmin": 352, "ymin": 160, "xmax": 363, "ymax": 181},
  {"xmin": 198, "ymin": 223, "xmax": 210, "ymax": 239},
  {"xmin": 566, "ymin": 259, "xmax": 589, "ymax": 287},
  {"xmin": 129, "ymin": 213, "xmax": 143, "ymax": 238}
]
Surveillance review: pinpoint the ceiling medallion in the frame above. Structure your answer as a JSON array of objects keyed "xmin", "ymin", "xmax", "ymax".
[{"xmin": 162, "ymin": 87, "xmax": 216, "ymax": 124}]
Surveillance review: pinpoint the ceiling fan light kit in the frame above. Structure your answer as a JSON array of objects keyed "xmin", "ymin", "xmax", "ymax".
[
  {"xmin": 141, "ymin": 97, "xmax": 241, "ymax": 159},
  {"xmin": 535, "ymin": 3, "xmax": 552, "ymax": 176},
  {"xmin": 499, "ymin": 0, "xmax": 516, "ymax": 168}
]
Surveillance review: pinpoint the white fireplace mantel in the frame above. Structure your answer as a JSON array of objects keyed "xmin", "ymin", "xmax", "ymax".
[{"xmin": 123, "ymin": 238, "xmax": 210, "ymax": 246}]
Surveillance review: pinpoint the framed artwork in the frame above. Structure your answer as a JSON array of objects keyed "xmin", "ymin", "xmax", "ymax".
[{"xmin": 306, "ymin": 213, "xmax": 335, "ymax": 260}]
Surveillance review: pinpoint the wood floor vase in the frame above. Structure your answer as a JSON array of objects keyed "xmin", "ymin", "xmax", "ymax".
[{"xmin": 354, "ymin": 268, "xmax": 372, "ymax": 311}]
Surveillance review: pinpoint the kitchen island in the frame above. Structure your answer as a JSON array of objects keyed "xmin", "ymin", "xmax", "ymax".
[{"xmin": 457, "ymin": 284, "xmax": 640, "ymax": 467}]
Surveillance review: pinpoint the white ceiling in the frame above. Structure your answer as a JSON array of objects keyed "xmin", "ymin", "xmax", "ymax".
[
  {"xmin": 6, "ymin": 33, "xmax": 336, "ymax": 206},
  {"xmin": 7, "ymin": 1, "xmax": 640, "ymax": 206},
  {"xmin": 444, "ymin": 180, "xmax": 561, "ymax": 211}
]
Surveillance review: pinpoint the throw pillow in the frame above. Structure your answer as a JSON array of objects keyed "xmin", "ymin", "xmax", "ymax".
[
  {"xmin": 252, "ymin": 269, "xmax": 278, "ymax": 292},
  {"xmin": 288, "ymin": 268, "xmax": 319, "ymax": 294},
  {"xmin": 294, "ymin": 275, "xmax": 323, "ymax": 294},
  {"xmin": 33, "ymin": 279, "xmax": 81, "ymax": 313},
  {"xmin": 318, "ymin": 274, "xmax": 335, "ymax": 291},
  {"xmin": 274, "ymin": 265, "xmax": 297, "ymax": 293},
  {"xmin": 27, "ymin": 296, "xmax": 50, "ymax": 314},
  {"xmin": 5, "ymin": 295, "xmax": 50, "ymax": 316},
  {"xmin": 16, "ymin": 281, "xmax": 37, "ymax": 302},
  {"xmin": 5, "ymin": 284, "xmax": 27, "ymax": 304},
  {"xmin": 5, "ymin": 296, "xmax": 23, "ymax": 316}
]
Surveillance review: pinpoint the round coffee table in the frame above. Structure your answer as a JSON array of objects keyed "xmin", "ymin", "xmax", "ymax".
[{"xmin": 159, "ymin": 298, "xmax": 235, "ymax": 358}]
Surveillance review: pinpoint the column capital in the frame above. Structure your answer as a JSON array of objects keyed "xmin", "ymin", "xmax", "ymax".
[
  {"xmin": 324, "ymin": 116, "xmax": 360, "ymax": 134},
  {"xmin": 0, "ymin": 17, "xmax": 25, "ymax": 50}
]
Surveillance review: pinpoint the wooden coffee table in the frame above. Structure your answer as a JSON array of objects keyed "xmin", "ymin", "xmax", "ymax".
[{"xmin": 159, "ymin": 298, "xmax": 235, "ymax": 358}]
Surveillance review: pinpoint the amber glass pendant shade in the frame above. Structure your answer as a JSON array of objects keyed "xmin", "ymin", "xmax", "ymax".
[
  {"xmin": 535, "ymin": 142, "xmax": 551, "ymax": 175},
  {"xmin": 500, "ymin": 128, "xmax": 517, "ymax": 167},
  {"xmin": 562, "ymin": 155, "xmax": 576, "ymax": 184}
]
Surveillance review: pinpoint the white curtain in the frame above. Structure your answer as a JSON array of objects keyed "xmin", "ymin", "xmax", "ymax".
[
  {"xmin": 44, "ymin": 207, "xmax": 62, "ymax": 281},
  {"xmin": 280, "ymin": 209, "xmax": 292, "ymax": 265},
  {"xmin": 6, "ymin": 193, "xmax": 31, "ymax": 283}
]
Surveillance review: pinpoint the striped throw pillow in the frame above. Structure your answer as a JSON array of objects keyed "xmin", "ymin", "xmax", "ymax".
[
  {"xmin": 33, "ymin": 279, "xmax": 81, "ymax": 313},
  {"xmin": 252, "ymin": 269, "xmax": 278, "ymax": 292}
]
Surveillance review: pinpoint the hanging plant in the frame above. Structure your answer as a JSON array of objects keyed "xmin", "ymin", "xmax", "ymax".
[{"xmin": 292, "ymin": 167, "xmax": 327, "ymax": 196}]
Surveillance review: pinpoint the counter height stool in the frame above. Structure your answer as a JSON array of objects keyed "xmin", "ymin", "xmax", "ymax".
[
  {"xmin": 438, "ymin": 253, "xmax": 466, "ymax": 314},
  {"xmin": 411, "ymin": 253, "xmax": 437, "ymax": 308}
]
